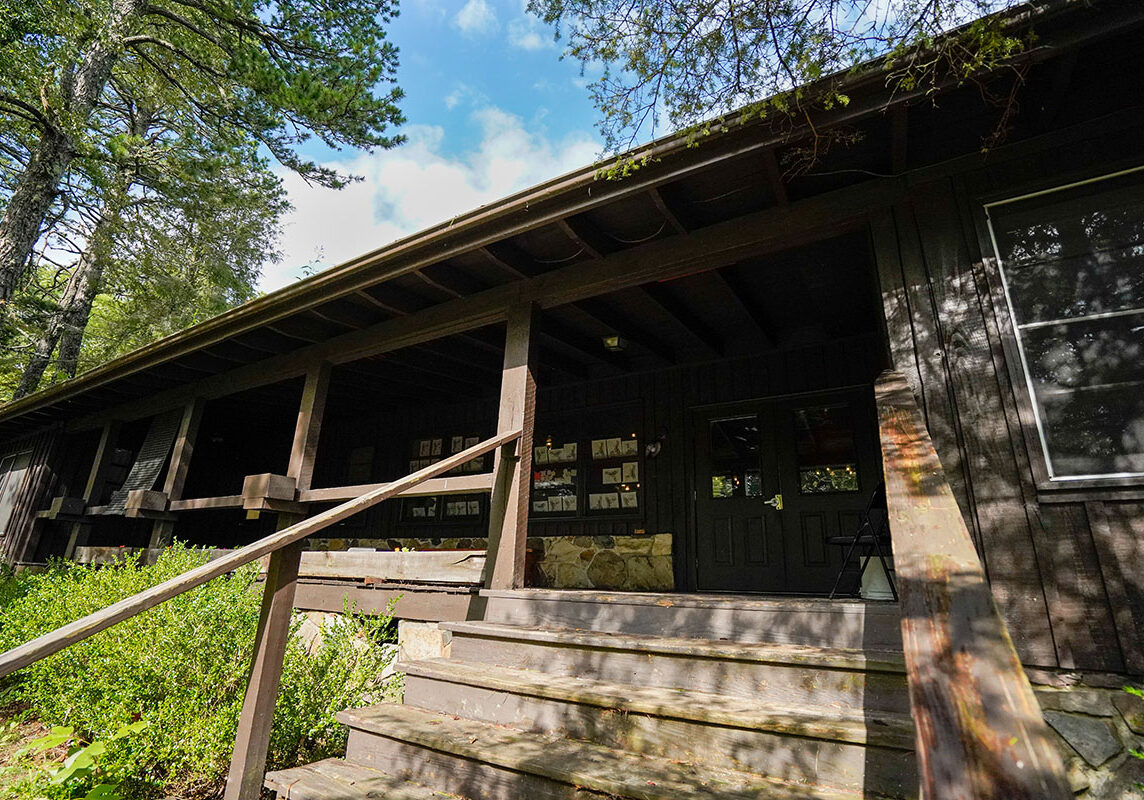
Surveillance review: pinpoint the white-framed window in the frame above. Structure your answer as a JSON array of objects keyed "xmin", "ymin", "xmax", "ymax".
[{"xmin": 986, "ymin": 166, "xmax": 1144, "ymax": 482}]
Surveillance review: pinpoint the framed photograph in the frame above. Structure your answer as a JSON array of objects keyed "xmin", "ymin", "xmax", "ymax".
[
  {"xmin": 562, "ymin": 495, "xmax": 577, "ymax": 511},
  {"xmin": 464, "ymin": 436, "xmax": 479, "ymax": 449},
  {"xmin": 419, "ymin": 439, "xmax": 432, "ymax": 457},
  {"xmin": 603, "ymin": 493, "xmax": 620, "ymax": 509},
  {"xmin": 533, "ymin": 500, "xmax": 549, "ymax": 513},
  {"xmin": 620, "ymin": 491, "xmax": 638, "ymax": 509},
  {"xmin": 534, "ymin": 447, "xmax": 549, "ymax": 465},
  {"xmin": 589, "ymin": 493, "xmax": 605, "ymax": 510},
  {"xmin": 591, "ymin": 439, "xmax": 608, "ymax": 460},
  {"xmin": 620, "ymin": 438, "xmax": 639, "ymax": 457},
  {"xmin": 601, "ymin": 467, "xmax": 621, "ymax": 485},
  {"xmin": 467, "ymin": 500, "xmax": 480, "ymax": 515},
  {"xmin": 430, "ymin": 438, "xmax": 443, "ymax": 456},
  {"xmin": 451, "ymin": 435, "xmax": 465, "ymax": 453},
  {"xmin": 606, "ymin": 438, "xmax": 622, "ymax": 457},
  {"xmin": 622, "ymin": 462, "xmax": 639, "ymax": 483}
]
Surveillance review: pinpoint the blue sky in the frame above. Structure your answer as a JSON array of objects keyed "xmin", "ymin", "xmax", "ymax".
[{"xmin": 263, "ymin": 0, "xmax": 605, "ymax": 291}]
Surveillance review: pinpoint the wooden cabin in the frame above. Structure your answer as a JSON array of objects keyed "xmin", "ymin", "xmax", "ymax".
[{"xmin": 1, "ymin": 2, "xmax": 1143, "ymax": 798}]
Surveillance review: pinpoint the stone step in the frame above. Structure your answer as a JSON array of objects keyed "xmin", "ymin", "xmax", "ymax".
[
  {"xmin": 338, "ymin": 702, "xmax": 872, "ymax": 800},
  {"xmin": 399, "ymin": 658, "xmax": 916, "ymax": 797},
  {"xmin": 479, "ymin": 589, "xmax": 903, "ymax": 650},
  {"xmin": 265, "ymin": 758, "xmax": 464, "ymax": 799},
  {"xmin": 441, "ymin": 621, "xmax": 910, "ymax": 713}
]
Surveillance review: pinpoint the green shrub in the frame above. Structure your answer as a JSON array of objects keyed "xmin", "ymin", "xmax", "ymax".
[{"xmin": 0, "ymin": 544, "xmax": 399, "ymax": 799}]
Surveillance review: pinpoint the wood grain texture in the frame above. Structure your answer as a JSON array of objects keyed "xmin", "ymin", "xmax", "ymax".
[
  {"xmin": 875, "ymin": 370, "xmax": 1069, "ymax": 799},
  {"xmin": 487, "ymin": 303, "xmax": 537, "ymax": 590},
  {"xmin": 288, "ymin": 362, "xmax": 331, "ymax": 490},
  {"xmin": 224, "ymin": 532, "xmax": 302, "ymax": 800},
  {"xmin": 0, "ymin": 429, "xmax": 520, "ymax": 678}
]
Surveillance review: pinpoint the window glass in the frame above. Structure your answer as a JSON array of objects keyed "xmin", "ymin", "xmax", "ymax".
[
  {"xmin": 709, "ymin": 416, "xmax": 761, "ymax": 499},
  {"xmin": 989, "ymin": 169, "xmax": 1144, "ymax": 479},
  {"xmin": 794, "ymin": 404, "xmax": 859, "ymax": 494}
]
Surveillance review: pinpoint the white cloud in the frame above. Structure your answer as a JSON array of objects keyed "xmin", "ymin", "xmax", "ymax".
[
  {"xmin": 263, "ymin": 108, "xmax": 599, "ymax": 292},
  {"xmin": 453, "ymin": 0, "xmax": 498, "ymax": 35},
  {"xmin": 507, "ymin": 15, "xmax": 554, "ymax": 50}
]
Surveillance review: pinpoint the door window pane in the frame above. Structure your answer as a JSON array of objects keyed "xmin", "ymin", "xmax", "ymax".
[
  {"xmin": 709, "ymin": 416, "xmax": 761, "ymax": 499},
  {"xmin": 989, "ymin": 169, "xmax": 1144, "ymax": 479},
  {"xmin": 794, "ymin": 405, "xmax": 859, "ymax": 494}
]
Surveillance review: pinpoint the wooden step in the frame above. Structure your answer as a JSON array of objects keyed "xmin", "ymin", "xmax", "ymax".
[
  {"xmin": 479, "ymin": 589, "xmax": 903, "ymax": 649},
  {"xmin": 399, "ymin": 658, "xmax": 917, "ymax": 796},
  {"xmin": 265, "ymin": 758, "xmax": 464, "ymax": 799},
  {"xmin": 441, "ymin": 621, "xmax": 910, "ymax": 713},
  {"xmin": 338, "ymin": 703, "xmax": 871, "ymax": 800}
]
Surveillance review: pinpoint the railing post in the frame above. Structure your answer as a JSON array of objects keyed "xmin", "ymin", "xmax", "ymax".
[
  {"xmin": 487, "ymin": 303, "xmax": 537, "ymax": 590},
  {"xmin": 223, "ymin": 517, "xmax": 303, "ymax": 800}
]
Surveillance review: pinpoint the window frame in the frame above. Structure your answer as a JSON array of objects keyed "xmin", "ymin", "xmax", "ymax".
[{"xmin": 980, "ymin": 164, "xmax": 1144, "ymax": 491}]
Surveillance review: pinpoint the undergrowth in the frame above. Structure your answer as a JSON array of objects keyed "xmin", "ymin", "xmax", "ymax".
[{"xmin": 0, "ymin": 544, "xmax": 399, "ymax": 799}]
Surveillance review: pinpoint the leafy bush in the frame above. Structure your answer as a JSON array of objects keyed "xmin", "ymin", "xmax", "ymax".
[{"xmin": 0, "ymin": 544, "xmax": 399, "ymax": 799}]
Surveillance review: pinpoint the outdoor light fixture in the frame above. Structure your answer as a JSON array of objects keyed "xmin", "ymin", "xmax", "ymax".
[{"xmin": 602, "ymin": 335, "xmax": 628, "ymax": 352}]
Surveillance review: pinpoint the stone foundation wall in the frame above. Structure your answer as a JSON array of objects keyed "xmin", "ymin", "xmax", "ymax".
[
  {"xmin": 305, "ymin": 533, "xmax": 674, "ymax": 592},
  {"xmin": 1032, "ymin": 682, "xmax": 1144, "ymax": 798}
]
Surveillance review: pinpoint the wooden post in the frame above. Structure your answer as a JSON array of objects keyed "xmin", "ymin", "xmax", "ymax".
[
  {"xmin": 65, "ymin": 420, "xmax": 120, "ymax": 558},
  {"xmin": 149, "ymin": 399, "xmax": 204, "ymax": 549},
  {"xmin": 487, "ymin": 303, "xmax": 537, "ymax": 590},
  {"xmin": 223, "ymin": 525, "xmax": 302, "ymax": 800},
  {"xmin": 288, "ymin": 362, "xmax": 331, "ymax": 491},
  {"xmin": 224, "ymin": 364, "xmax": 328, "ymax": 799}
]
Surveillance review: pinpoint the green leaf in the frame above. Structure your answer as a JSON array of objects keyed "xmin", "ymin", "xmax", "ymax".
[
  {"xmin": 110, "ymin": 720, "xmax": 147, "ymax": 739},
  {"xmin": 30, "ymin": 725, "xmax": 73, "ymax": 751},
  {"xmin": 83, "ymin": 784, "xmax": 121, "ymax": 800}
]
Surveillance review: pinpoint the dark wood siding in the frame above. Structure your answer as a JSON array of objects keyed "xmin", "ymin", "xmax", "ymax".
[
  {"xmin": 0, "ymin": 428, "xmax": 60, "ymax": 563},
  {"xmin": 873, "ymin": 115, "xmax": 1144, "ymax": 673}
]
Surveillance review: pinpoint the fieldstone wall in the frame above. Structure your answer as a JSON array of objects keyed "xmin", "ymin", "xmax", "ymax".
[
  {"xmin": 1033, "ymin": 683, "xmax": 1144, "ymax": 798},
  {"xmin": 305, "ymin": 533, "xmax": 674, "ymax": 591}
]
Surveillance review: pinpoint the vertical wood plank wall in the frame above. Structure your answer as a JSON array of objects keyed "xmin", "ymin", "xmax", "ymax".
[
  {"xmin": 0, "ymin": 429, "xmax": 60, "ymax": 563},
  {"xmin": 872, "ymin": 120, "xmax": 1144, "ymax": 674}
]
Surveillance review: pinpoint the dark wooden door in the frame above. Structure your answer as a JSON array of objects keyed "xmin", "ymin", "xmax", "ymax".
[
  {"xmin": 693, "ymin": 388, "xmax": 881, "ymax": 594},
  {"xmin": 693, "ymin": 406, "xmax": 785, "ymax": 592}
]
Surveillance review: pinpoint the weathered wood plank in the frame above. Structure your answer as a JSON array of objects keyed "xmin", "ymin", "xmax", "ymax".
[
  {"xmin": 288, "ymin": 362, "xmax": 331, "ymax": 491},
  {"xmin": 224, "ymin": 532, "xmax": 303, "ymax": 800},
  {"xmin": 298, "ymin": 473, "xmax": 493, "ymax": 503},
  {"xmin": 296, "ymin": 550, "xmax": 486, "ymax": 583},
  {"xmin": 150, "ymin": 399, "xmax": 205, "ymax": 548},
  {"xmin": 875, "ymin": 369, "xmax": 1070, "ymax": 799},
  {"xmin": 0, "ymin": 429, "xmax": 520, "ymax": 678},
  {"xmin": 487, "ymin": 304, "xmax": 537, "ymax": 590}
]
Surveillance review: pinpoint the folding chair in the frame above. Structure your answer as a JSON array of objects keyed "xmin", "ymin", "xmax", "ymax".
[{"xmin": 827, "ymin": 481, "xmax": 898, "ymax": 601}]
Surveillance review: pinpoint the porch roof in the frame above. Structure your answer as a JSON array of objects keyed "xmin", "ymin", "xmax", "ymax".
[{"xmin": 0, "ymin": 0, "xmax": 1140, "ymax": 439}]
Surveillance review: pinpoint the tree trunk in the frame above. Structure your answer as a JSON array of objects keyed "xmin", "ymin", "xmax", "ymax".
[
  {"xmin": 0, "ymin": 0, "xmax": 144, "ymax": 304},
  {"xmin": 13, "ymin": 210, "xmax": 114, "ymax": 398}
]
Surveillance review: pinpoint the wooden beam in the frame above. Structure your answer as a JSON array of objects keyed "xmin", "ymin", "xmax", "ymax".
[
  {"xmin": 224, "ymin": 533, "xmax": 303, "ymax": 800},
  {"xmin": 149, "ymin": 398, "xmax": 205, "ymax": 548},
  {"xmin": 287, "ymin": 362, "xmax": 331, "ymax": 491},
  {"xmin": 65, "ymin": 420, "xmax": 121, "ymax": 557},
  {"xmin": 298, "ymin": 473, "xmax": 493, "ymax": 504},
  {"xmin": 68, "ymin": 178, "xmax": 895, "ymax": 431},
  {"xmin": 638, "ymin": 283, "xmax": 725, "ymax": 357},
  {"xmin": 648, "ymin": 187, "xmax": 689, "ymax": 234},
  {"xmin": 891, "ymin": 106, "xmax": 909, "ymax": 175},
  {"xmin": 710, "ymin": 271, "xmax": 776, "ymax": 348},
  {"xmin": 487, "ymin": 303, "xmax": 537, "ymax": 590},
  {"xmin": 875, "ymin": 370, "xmax": 1070, "ymax": 800},
  {"xmin": 762, "ymin": 148, "xmax": 789, "ymax": 206}
]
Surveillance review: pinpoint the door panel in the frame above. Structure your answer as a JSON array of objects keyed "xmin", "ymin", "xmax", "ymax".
[{"xmin": 693, "ymin": 388, "xmax": 881, "ymax": 595}]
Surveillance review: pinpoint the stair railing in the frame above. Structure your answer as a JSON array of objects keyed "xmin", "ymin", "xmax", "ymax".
[
  {"xmin": 874, "ymin": 370, "xmax": 1069, "ymax": 799},
  {"xmin": 0, "ymin": 428, "xmax": 522, "ymax": 800}
]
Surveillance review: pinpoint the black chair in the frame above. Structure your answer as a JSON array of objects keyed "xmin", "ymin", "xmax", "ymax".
[{"xmin": 827, "ymin": 481, "xmax": 898, "ymax": 601}]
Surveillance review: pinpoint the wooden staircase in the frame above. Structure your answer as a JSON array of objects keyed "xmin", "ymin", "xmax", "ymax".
[{"xmin": 264, "ymin": 590, "xmax": 918, "ymax": 799}]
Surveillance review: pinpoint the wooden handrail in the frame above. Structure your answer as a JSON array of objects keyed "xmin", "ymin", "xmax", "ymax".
[
  {"xmin": 0, "ymin": 428, "xmax": 521, "ymax": 679},
  {"xmin": 874, "ymin": 370, "xmax": 1069, "ymax": 799}
]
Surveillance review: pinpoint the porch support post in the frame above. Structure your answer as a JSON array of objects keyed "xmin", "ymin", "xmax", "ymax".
[
  {"xmin": 487, "ymin": 302, "xmax": 537, "ymax": 590},
  {"xmin": 148, "ymin": 399, "xmax": 204, "ymax": 549},
  {"xmin": 224, "ymin": 362, "xmax": 329, "ymax": 799},
  {"xmin": 65, "ymin": 420, "xmax": 120, "ymax": 558},
  {"xmin": 288, "ymin": 361, "xmax": 331, "ymax": 490}
]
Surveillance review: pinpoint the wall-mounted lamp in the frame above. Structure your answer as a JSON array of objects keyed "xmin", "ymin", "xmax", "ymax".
[{"xmin": 602, "ymin": 335, "xmax": 628, "ymax": 353}]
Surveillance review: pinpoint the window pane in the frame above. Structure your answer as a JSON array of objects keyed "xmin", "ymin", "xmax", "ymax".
[
  {"xmin": 709, "ymin": 416, "xmax": 760, "ymax": 499},
  {"xmin": 991, "ymin": 170, "xmax": 1144, "ymax": 479},
  {"xmin": 794, "ymin": 404, "xmax": 859, "ymax": 494}
]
